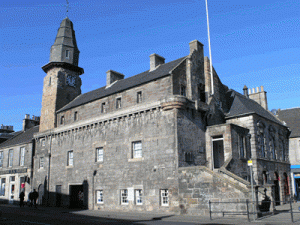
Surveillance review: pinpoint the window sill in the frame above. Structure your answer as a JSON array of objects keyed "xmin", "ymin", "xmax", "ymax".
[
  {"xmin": 128, "ymin": 157, "xmax": 144, "ymax": 162},
  {"xmin": 66, "ymin": 165, "xmax": 74, "ymax": 169}
]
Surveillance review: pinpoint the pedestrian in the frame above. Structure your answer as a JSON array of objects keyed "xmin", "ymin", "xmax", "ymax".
[
  {"xmin": 19, "ymin": 191, "xmax": 25, "ymax": 207},
  {"xmin": 29, "ymin": 191, "xmax": 33, "ymax": 207},
  {"xmin": 32, "ymin": 189, "xmax": 39, "ymax": 208}
]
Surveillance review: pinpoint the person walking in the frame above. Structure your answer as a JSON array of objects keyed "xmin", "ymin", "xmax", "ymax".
[
  {"xmin": 19, "ymin": 191, "xmax": 25, "ymax": 207},
  {"xmin": 32, "ymin": 189, "xmax": 39, "ymax": 208}
]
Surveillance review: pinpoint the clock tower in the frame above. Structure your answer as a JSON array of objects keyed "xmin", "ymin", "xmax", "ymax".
[{"xmin": 40, "ymin": 17, "xmax": 84, "ymax": 132}]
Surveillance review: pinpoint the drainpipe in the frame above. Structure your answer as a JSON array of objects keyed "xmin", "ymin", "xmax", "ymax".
[{"xmin": 92, "ymin": 170, "xmax": 97, "ymax": 210}]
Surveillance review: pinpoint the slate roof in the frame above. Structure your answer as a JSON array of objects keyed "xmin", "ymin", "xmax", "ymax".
[
  {"xmin": 58, "ymin": 56, "xmax": 186, "ymax": 113},
  {"xmin": 0, "ymin": 126, "xmax": 39, "ymax": 149},
  {"xmin": 277, "ymin": 108, "xmax": 300, "ymax": 138},
  {"xmin": 225, "ymin": 90, "xmax": 283, "ymax": 125}
]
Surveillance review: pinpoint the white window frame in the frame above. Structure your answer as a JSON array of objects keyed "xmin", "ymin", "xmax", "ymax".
[
  {"xmin": 20, "ymin": 147, "xmax": 25, "ymax": 166},
  {"xmin": 121, "ymin": 189, "xmax": 128, "ymax": 205},
  {"xmin": 96, "ymin": 190, "xmax": 103, "ymax": 204},
  {"xmin": 40, "ymin": 157, "xmax": 44, "ymax": 169},
  {"xmin": 161, "ymin": 189, "xmax": 169, "ymax": 206},
  {"xmin": 135, "ymin": 189, "xmax": 143, "ymax": 205},
  {"xmin": 132, "ymin": 141, "xmax": 142, "ymax": 159},
  {"xmin": 96, "ymin": 147, "xmax": 103, "ymax": 162},
  {"xmin": 0, "ymin": 178, "xmax": 5, "ymax": 196},
  {"xmin": 8, "ymin": 149, "xmax": 13, "ymax": 167},
  {"xmin": 68, "ymin": 151, "xmax": 73, "ymax": 166},
  {"xmin": 0, "ymin": 151, "xmax": 3, "ymax": 168}
]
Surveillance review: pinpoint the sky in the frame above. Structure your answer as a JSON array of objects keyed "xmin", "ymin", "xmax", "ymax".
[{"xmin": 1, "ymin": 0, "xmax": 299, "ymax": 131}]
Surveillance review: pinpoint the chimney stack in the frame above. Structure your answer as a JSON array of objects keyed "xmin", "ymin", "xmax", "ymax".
[
  {"xmin": 106, "ymin": 70, "xmax": 125, "ymax": 87},
  {"xmin": 23, "ymin": 114, "xmax": 40, "ymax": 131},
  {"xmin": 149, "ymin": 54, "xmax": 165, "ymax": 71},
  {"xmin": 243, "ymin": 85, "xmax": 249, "ymax": 98},
  {"xmin": 248, "ymin": 86, "xmax": 268, "ymax": 110},
  {"xmin": 189, "ymin": 40, "xmax": 204, "ymax": 54}
]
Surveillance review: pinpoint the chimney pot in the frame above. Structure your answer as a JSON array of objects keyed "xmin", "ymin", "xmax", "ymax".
[
  {"xmin": 150, "ymin": 54, "xmax": 165, "ymax": 71},
  {"xmin": 25, "ymin": 114, "xmax": 30, "ymax": 119}
]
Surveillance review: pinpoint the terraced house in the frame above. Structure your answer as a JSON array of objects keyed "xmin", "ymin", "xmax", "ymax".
[
  {"xmin": 31, "ymin": 17, "xmax": 290, "ymax": 215},
  {"xmin": 0, "ymin": 115, "xmax": 39, "ymax": 204}
]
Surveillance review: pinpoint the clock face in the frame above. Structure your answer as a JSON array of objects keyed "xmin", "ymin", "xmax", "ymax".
[{"xmin": 66, "ymin": 75, "xmax": 76, "ymax": 87}]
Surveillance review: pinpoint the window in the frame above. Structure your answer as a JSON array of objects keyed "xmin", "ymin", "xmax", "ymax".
[
  {"xmin": 0, "ymin": 178, "xmax": 5, "ymax": 196},
  {"xmin": 96, "ymin": 147, "xmax": 103, "ymax": 162},
  {"xmin": 74, "ymin": 111, "xmax": 78, "ymax": 121},
  {"xmin": 0, "ymin": 151, "xmax": 3, "ymax": 167},
  {"xmin": 121, "ymin": 189, "xmax": 128, "ymax": 205},
  {"xmin": 49, "ymin": 77, "xmax": 51, "ymax": 86},
  {"xmin": 96, "ymin": 190, "xmax": 104, "ymax": 204},
  {"xmin": 137, "ymin": 91, "xmax": 142, "ymax": 103},
  {"xmin": 132, "ymin": 141, "xmax": 142, "ymax": 158},
  {"xmin": 67, "ymin": 151, "xmax": 73, "ymax": 166},
  {"xmin": 257, "ymin": 121, "xmax": 265, "ymax": 158},
  {"xmin": 10, "ymin": 176, "xmax": 15, "ymax": 182},
  {"xmin": 161, "ymin": 189, "xmax": 169, "ymax": 206},
  {"xmin": 198, "ymin": 83, "xmax": 206, "ymax": 102},
  {"xmin": 185, "ymin": 152, "xmax": 193, "ymax": 162},
  {"xmin": 41, "ymin": 139, "xmax": 45, "ymax": 146},
  {"xmin": 239, "ymin": 136, "xmax": 245, "ymax": 159},
  {"xmin": 66, "ymin": 50, "xmax": 70, "ymax": 59},
  {"xmin": 116, "ymin": 98, "xmax": 121, "ymax": 109},
  {"xmin": 60, "ymin": 116, "xmax": 64, "ymax": 125},
  {"xmin": 101, "ymin": 102, "xmax": 106, "ymax": 113},
  {"xmin": 180, "ymin": 85, "xmax": 186, "ymax": 97},
  {"xmin": 20, "ymin": 147, "xmax": 25, "ymax": 166},
  {"xmin": 135, "ymin": 189, "xmax": 143, "ymax": 205},
  {"xmin": 39, "ymin": 157, "xmax": 44, "ymax": 169},
  {"xmin": 8, "ymin": 149, "xmax": 13, "ymax": 167}
]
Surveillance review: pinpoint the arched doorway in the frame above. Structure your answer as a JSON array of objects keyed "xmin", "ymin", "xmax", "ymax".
[
  {"xmin": 274, "ymin": 172, "xmax": 280, "ymax": 205},
  {"xmin": 38, "ymin": 184, "xmax": 44, "ymax": 205}
]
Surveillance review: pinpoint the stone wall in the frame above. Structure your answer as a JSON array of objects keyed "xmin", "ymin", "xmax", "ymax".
[
  {"xmin": 178, "ymin": 166, "xmax": 250, "ymax": 216},
  {"xmin": 34, "ymin": 107, "xmax": 179, "ymax": 211},
  {"xmin": 57, "ymin": 76, "xmax": 172, "ymax": 127}
]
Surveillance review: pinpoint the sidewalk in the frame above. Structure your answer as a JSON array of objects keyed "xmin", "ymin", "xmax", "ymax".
[{"xmin": 2, "ymin": 202, "xmax": 300, "ymax": 224}]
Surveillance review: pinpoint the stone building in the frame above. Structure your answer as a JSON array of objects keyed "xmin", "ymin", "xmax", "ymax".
[
  {"xmin": 32, "ymin": 17, "xmax": 290, "ymax": 214},
  {"xmin": 277, "ymin": 108, "xmax": 300, "ymax": 199},
  {"xmin": 0, "ymin": 125, "xmax": 20, "ymax": 144},
  {"xmin": 0, "ymin": 115, "xmax": 39, "ymax": 204}
]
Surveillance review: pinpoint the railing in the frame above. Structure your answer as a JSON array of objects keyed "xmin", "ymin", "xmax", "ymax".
[
  {"xmin": 209, "ymin": 200, "xmax": 251, "ymax": 221},
  {"xmin": 209, "ymin": 199, "xmax": 300, "ymax": 223}
]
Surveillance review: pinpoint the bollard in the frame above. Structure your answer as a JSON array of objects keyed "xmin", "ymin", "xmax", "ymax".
[
  {"xmin": 290, "ymin": 199, "xmax": 294, "ymax": 223},
  {"xmin": 209, "ymin": 200, "xmax": 212, "ymax": 220}
]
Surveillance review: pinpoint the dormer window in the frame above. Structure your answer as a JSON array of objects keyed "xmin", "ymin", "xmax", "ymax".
[
  {"xmin": 66, "ymin": 50, "xmax": 70, "ymax": 59},
  {"xmin": 180, "ymin": 85, "xmax": 186, "ymax": 97}
]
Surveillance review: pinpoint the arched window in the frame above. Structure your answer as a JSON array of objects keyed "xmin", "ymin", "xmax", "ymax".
[
  {"xmin": 269, "ymin": 125, "xmax": 276, "ymax": 160},
  {"xmin": 257, "ymin": 121, "xmax": 266, "ymax": 158},
  {"xmin": 279, "ymin": 130, "xmax": 286, "ymax": 161},
  {"xmin": 263, "ymin": 171, "xmax": 268, "ymax": 185}
]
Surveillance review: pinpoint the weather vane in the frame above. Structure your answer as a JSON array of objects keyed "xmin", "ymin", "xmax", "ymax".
[{"xmin": 66, "ymin": 0, "xmax": 69, "ymax": 17}]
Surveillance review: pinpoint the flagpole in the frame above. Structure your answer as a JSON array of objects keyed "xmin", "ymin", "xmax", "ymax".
[{"xmin": 205, "ymin": 0, "xmax": 214, "ymax": 95}]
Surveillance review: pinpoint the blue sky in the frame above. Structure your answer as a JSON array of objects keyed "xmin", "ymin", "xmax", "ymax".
[{"xmin": 1, "ymin": 0, "xmax": 299, "ymax": 131}]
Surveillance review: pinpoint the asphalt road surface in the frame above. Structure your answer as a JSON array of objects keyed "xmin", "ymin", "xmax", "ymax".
[{"xmin": 0, "ymin": 205, "xmax": 203, "ymax": 225}]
